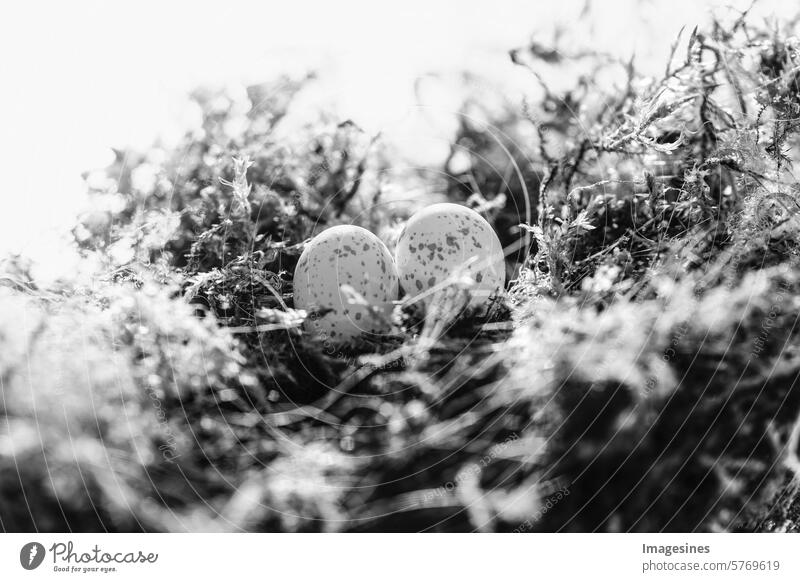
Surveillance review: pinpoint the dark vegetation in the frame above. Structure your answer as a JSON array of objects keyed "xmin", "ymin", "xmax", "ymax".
[{"xmin": 3, "ymin": 7, "xmax": 800, "ymax": 532}]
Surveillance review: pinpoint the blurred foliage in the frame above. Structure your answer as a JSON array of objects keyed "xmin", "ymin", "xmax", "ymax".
[{"xmin": 4, "ymin": 7, "xmax": 800, "ymax": 532}]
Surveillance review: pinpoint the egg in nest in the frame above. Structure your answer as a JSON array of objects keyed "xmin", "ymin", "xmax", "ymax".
[
  {"xmin": 395, "ymin": 203, "xmax": 505, "ymax": 307},
  {"xmin": 294, "ymin": 225, "xmax": 398, "ymax": 344}
]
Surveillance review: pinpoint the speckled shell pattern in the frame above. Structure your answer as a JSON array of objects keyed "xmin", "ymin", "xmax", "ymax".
[
  {"xmin": 394, "ymin": 203, "xmax": 505, "ymax": 306},
  {"xmin": 294, "ymin": 225, "xmax": 399, "ymax": 344}
]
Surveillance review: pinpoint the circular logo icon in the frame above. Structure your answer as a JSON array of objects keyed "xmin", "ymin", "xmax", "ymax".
[{"xmin": 19, "ymin": 542, "xmax": 46, "ymax": 570}]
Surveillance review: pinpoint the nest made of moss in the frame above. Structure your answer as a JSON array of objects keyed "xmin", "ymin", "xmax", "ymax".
[{"xmin": 4, "ymin": 8, "xmax": 800, "ymax": 532}]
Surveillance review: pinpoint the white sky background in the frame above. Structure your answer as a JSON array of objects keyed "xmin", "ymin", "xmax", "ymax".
[{"xmin": 0, "ymin": 0, "xmax": 786, "ymax": 279}]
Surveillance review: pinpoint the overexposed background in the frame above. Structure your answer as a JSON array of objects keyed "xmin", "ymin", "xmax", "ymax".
[{"xmin": 0, "ymin": 0, "xmax": 782, "ymax": 278}]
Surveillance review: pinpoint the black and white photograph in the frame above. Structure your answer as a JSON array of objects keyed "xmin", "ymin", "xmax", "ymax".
[{"xmin": 2, "ymin": 0, "xmax": 800, "ymax": 577}]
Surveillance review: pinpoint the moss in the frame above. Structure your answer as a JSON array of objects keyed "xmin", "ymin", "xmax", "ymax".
[{"xmin": 4, "ymin": 9, "xmax": 800, "ymax": 532}]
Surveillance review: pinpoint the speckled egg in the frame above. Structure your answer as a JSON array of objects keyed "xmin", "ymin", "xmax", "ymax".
[
  {"xmin": 294, "ymin": 225, "xmax": 398, "ymax": 344},
  {"xmin": 395, "ymin": 203, "xmax": 505, "ymax": 306}
]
